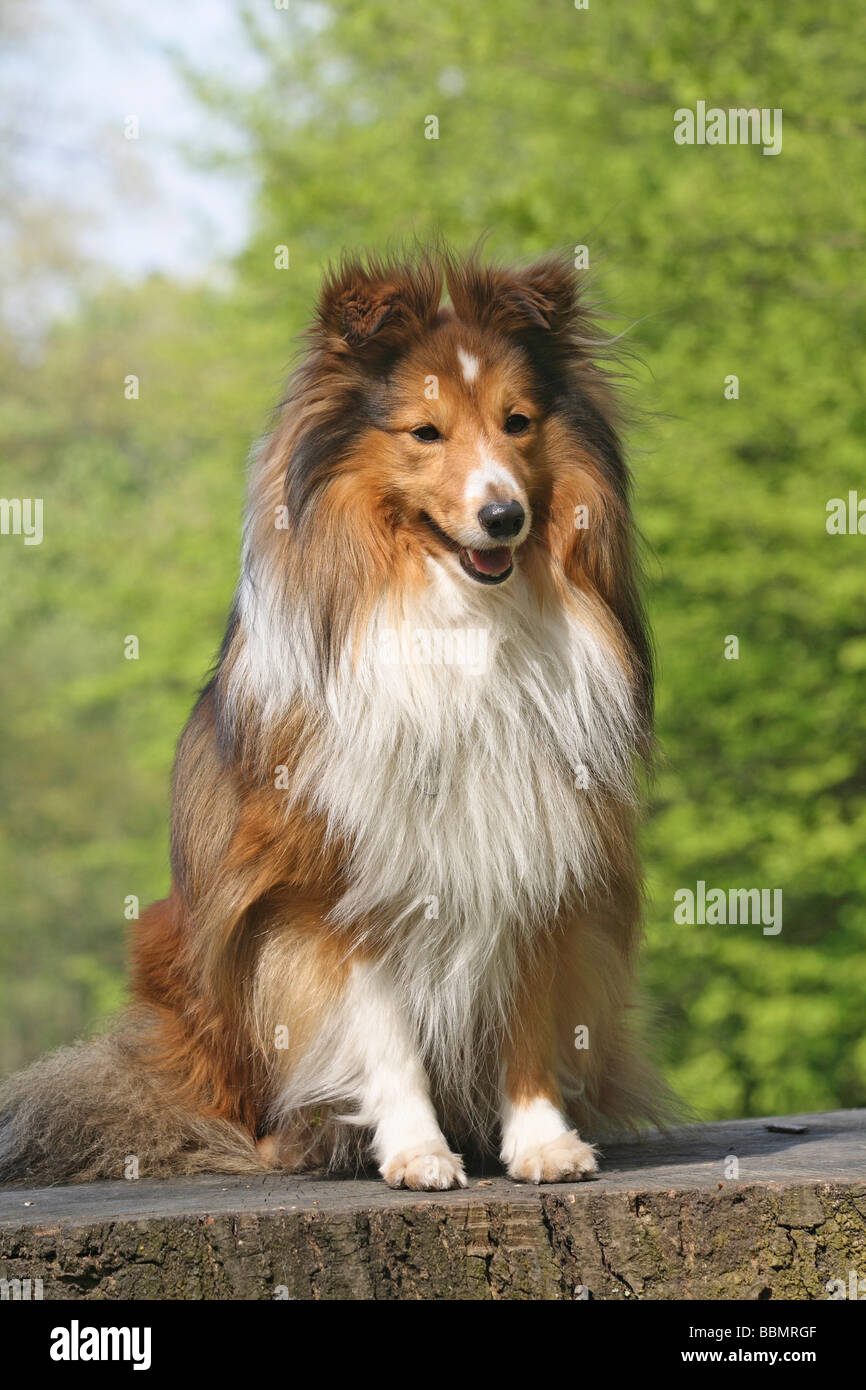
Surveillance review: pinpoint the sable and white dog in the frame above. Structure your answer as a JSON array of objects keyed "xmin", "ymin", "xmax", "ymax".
[{"xmin": 0, "ymin": 250, "xmax": 670, "ymax": 1189}]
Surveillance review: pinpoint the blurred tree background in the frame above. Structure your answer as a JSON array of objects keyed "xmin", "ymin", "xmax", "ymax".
[{"xmin": 1, "ymin": 0, "xmax": 864, "ymax": 1120}]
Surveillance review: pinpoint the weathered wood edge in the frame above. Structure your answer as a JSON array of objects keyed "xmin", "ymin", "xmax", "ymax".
[{"xmin": 1, "ymin": 1110, "xmax": 864, "ymax": 1300}]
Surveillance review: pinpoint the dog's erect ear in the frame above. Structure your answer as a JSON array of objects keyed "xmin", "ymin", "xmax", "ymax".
[
  {"xmin": 315, "ymin": 256, "xmax": 442, "ymax": 351},
  {"xmin": 336, "ymin": 289, "xmax": 394, "ymax": 346},
  {"xmin": 512, "ymin": 256, "xmax": 579, "ymax": 333},
  {"xmin": 446, "ymin": 254, "xmax": 579, "ymax": 340}
]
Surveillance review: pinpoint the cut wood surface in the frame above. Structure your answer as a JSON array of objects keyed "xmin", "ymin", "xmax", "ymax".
[{"xmin": 1, "ymin": 1109, "xmax": 864, "ymax": 1300}]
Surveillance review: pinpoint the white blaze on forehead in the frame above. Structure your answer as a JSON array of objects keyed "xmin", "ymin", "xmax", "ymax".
[
  {"xmin": 464, "ymin": 457, "xmax": 522, "ymax": 505},
  {"xmin": 457, "ymin": 348, "xmax": 480, "ymax": 384}
]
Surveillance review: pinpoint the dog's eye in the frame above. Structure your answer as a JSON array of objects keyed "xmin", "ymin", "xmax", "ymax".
[
  {"xmin": 504, "ymin": 413, "xmax": 530, "ymax": 436},
  {"xmin": 411, "ymin": 425, "xmax": 441, "ymax": 442}
]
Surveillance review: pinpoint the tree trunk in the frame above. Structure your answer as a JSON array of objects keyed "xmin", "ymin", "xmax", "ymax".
[{"xmin": 1, "ymin": 1109, "xmax": 864, "ymax": 1300}]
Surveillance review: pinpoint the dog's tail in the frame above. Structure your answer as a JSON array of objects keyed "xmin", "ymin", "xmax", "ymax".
[{"xmin": 0, "ymin": 1006, "xmax": 269, "ymax": 1185}]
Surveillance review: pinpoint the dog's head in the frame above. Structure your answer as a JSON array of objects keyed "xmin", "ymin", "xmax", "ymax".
[
  {"xmin": 282, "ymin": 251, "xmax": 629, "ymax": 589},
  {"xmin": 249, "ymin": 249, "xmax": 650, "ymax": 718}
]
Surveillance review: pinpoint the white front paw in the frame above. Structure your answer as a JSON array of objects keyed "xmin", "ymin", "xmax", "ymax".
[
  {"xmin": 506, "ymin": 1130, "xmax": 598, "ymax": 1184},
  {"xmin": 381, "ymin": 1144, "xmax": 468, "ymax": 1191}
]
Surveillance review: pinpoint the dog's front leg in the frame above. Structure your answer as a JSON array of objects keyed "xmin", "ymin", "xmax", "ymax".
[
  {"xmin": 499, "ymin": 950, "xmax": 597, "ymax": 1184},
  {"xmin": 346, "ymin": 961, "xmax": 467, "ymax": 1191}
]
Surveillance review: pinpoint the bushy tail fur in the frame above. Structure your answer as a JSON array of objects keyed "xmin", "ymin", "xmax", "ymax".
[{"xmin": 0, "ymin": 1007, "xmax": 269, "ymax": 1185}]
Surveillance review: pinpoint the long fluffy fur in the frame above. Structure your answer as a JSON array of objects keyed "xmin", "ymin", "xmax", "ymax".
[{"xmin": 0, "ymin": 247, "xmax": 674, "ymax": 1186}]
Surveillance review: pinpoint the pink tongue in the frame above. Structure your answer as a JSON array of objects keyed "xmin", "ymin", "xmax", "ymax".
[{"xmin": 470, "ymin": 546, "xmax": 512, "ymax": 576}]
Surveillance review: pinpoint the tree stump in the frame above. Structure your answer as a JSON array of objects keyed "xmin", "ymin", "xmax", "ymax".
[{"xmin": 1, "ymin": 1109, "xmax": 864, "ymax": 1300}]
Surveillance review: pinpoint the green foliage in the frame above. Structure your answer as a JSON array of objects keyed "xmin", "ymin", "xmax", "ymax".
[{"xmin": 1, "ymin": 1, "xmax": 864, "ymax": 1118}]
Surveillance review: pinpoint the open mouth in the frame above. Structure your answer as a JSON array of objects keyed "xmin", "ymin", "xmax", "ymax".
[
  {"xmin": 458, "ymin": 546, "xmax": 513, "ymax": 585},
  {"xmin": 420, "ymin": 513, "xmax": 515, "ymax": 585}
]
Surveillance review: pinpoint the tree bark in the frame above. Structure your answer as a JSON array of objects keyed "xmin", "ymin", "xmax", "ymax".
[{"xmin": 1, "ymin": 1109, "xmax": 864, "ymax": 1300}]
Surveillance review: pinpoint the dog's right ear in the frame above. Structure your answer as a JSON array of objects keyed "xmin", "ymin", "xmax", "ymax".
[{"xmin": 314, "ymin": 256, "xmax": 442, "ymax": 352}]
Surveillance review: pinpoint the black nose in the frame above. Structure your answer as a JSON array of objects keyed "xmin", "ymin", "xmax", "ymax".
[{"xmin": 477, "ymin": 499, "xmax": 525, "ymax": 539}]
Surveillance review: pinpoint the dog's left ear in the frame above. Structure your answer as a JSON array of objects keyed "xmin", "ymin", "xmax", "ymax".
[
  {"xmin": 446, "ymin": 254, "xmax": 578, "ymax": 340},
  {"xmin": 510, "ymin": 256, "xmax": 578, "ymax": 333}
]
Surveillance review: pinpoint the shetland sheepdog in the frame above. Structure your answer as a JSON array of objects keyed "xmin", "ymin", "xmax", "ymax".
[{"xmin": 0, "ymin": 249, "xmax": 671, "ymax": 1189}]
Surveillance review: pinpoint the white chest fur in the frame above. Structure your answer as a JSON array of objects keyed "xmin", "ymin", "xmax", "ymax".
[{"xmin": 245, "ymin": 557, "xmax": 632, "ymax": 992}]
